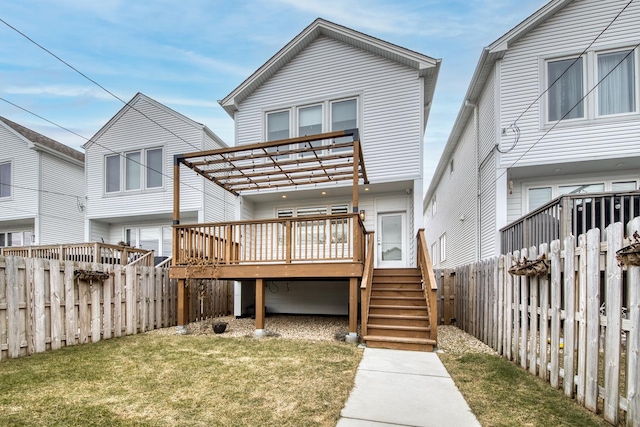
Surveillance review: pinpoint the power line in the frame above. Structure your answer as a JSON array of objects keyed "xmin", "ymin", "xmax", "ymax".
[
  {"xmin": 0, "ymin": 17, "xmax": 204, "ymax": 154},
  {"xmin": 504, "ymin": 0, "xmax": 635, "ymax": 137},
  {"xmin": 0, "ymin": 96, "xmax": 233, "ymax": 210},
  {"xmin": 487, "ymin": 40, "xmax": 640, "ymax": 197}
]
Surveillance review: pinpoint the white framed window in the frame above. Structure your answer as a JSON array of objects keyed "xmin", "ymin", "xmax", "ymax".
[
  {"xmin": 0, "ymin": 231, "xmax": 31, "ymax": 247},
  {"xmin": 0, "ymin": 161, "xmax": 11, "ymax": 198},
  {"xmin": 547, "ymin": 56, "xmax": 584, "ymax": 122},
  {"xmin": 431, "ymin": 195, "xmax": 437, "ymax": 217},
  {"xmin": 105, "ymin": 147, "xmax": 164, "ymax": 194},
  {"xmin": 597, "ymin": 49, "xmax": 636, "ymax": 116},
  {"xmin": 264, "ymin": 96, "xmax": 359, "ymax": 158},
  {"xmin": 124, "ymin": 225, "xmax": 170, "ymax": 256},
  {"xmin": 298, "ymin": 104, "xmax": 323, "ymax": 157},
  {"xmin": 431, "ymin": 242, "xmax": 437, "ymax": 265},
  {"xmin": 439, "ymin": 233, "xmax": 446, "ymax": 263},
  {"xmin": 543, "ymin": 46, "xmax": 639, "ymax": 124},
  {"xmin": 277, "ymin": 203, "xmax": 350, "ymax": 244},
  {"xmin": 525, "ymin": 180, "xmax": 638, "ymax": 212}
]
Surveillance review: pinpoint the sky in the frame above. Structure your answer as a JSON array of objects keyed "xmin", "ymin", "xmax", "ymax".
[{"xmin": 0, "ymin": 0, "xmax": 549, "ymax": 190}]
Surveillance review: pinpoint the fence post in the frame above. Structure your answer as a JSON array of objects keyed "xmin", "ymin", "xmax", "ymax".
[
  {"xmin": 584, "ymin": 228, "xmax": 600, "ymax": 413},
  {"xmin": 626, "ymin": 217, "xmax": 640, "ymax": 426}
]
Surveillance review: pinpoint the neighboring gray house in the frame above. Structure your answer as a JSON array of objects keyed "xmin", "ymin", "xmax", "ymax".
[
  {"xmin": 219, "ymin": 18, "xmax": 441, "ymax": 315},
  {"xmin": 0, "ymin": 116, "xmax": 85, "ymax": 247},
  {"xmin": 84, "ymin": 93, "xmax": 233, "ymax": 257},
  {"xmin": 424, "ymin": 0, "xmax": 640, "ymax": 268}
]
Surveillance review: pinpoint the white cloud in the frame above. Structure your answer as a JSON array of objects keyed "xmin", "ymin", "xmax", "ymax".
[{"xmin": 2, "ymin": 84, "xmax": 119, "ymax": 101}]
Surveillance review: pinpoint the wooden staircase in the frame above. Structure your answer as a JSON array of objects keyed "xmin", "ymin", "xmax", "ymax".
[{"xmin": 363, "ymin": 268, "xmax": 436, "ymax": 352}]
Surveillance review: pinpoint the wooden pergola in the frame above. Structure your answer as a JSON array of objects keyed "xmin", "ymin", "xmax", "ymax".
[{"xmin": 171, "ymin": 129, "xmax": 369, "ymax": 336}]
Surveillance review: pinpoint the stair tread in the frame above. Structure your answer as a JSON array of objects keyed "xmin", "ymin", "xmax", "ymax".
[
  {"xmin": 364, "ymin": 335, "xmax": 437, "ymax": 345},
  {"xmin": 368, "ymin": 313, "xmax": 428, "ymax": 320},
  {"xmin": 369, "ymin": 304, "xmax": 426, "ymax": 310},
  {"xmin": 367, "ymin": 324, "xmax": 431, "ymax": 331}
]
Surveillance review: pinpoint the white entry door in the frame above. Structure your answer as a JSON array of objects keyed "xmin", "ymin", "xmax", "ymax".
[{"xmin": 377, "ymin": 212, "xmax": 406, "ymax": 268}]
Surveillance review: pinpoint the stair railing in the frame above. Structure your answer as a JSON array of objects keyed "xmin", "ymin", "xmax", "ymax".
[
  {"xmin": 360, "ymin": 231, "xmax": 375, "ymax": 337},
  {"xmin": 417, "ymin": 229, "xmax": 438, "ymax": 344}
]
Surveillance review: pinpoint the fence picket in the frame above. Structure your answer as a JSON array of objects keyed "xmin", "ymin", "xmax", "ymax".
[
  {"xmin": 25, "ymin": 257, "xmax": 34, "ymax": 354},
  {"xmin": 584, "ymin": 228, "xmax": 600, "ymax": 412},
  {"xmin": 113, "ymin": 264, "xmax": 123, "ymax": 337},
  {"xmin": 627, "ymin": 217, "xmax": 640, "ymax": 426},
  {"xmin": 539, "ymin": 243, "xmax": 550, "ymax": 382},
  {"xmin": 64, "ymin": 261, "xmax": 76, "ymax": 346},
  {"xmin": 563, "ymin": 235, "xmax": 576, "ymax": 399},
  {"xmin": 436, "ymin": 215, "xmax": 640, "ymax": 425},
  {"xmin": 604, "ymin": 222, "xmax": 623, "ymax": 424},
  {"xmin": 549, "ymin": 240, "xmax": 561, "ymax": 389},
  {"xmin": 49, "ymin": 259, "xmax": 62, "ymax": 351},
  {"xmin": 7, "ymin": 257, "xmax": 20, "ymax": 358},
  {"xmin": 576, "ymin": 234, "xmax": 588, "ymax": 405},
  {"xmin": 90, "ymin": 263, "xmax": 101, "ymax": 343},
  {"xmin": 33, "ymin": 258, "xmax": 46, "ymax": 354}
]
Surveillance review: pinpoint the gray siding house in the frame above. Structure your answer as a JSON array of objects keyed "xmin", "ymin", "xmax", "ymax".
[
  {"xmin": 219, "ymin": 18, "xmax": 441, "ymax": 315},
  {"xmin": 0, "ymin": 117, "xmax": 85, "ymax": 247},
  {"xmin": 84, "ymin": 93, "xmax": 233, "ymax": 257},
  {"xmin": 425, "ymin": 0, "xmax": 640, "ymax": 268}
]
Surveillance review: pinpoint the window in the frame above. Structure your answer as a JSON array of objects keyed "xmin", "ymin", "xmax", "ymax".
[
  {"xmin": 298, "ymin": 105, "xmax": 323, "ymax": 157},
  {"xmin": 439, "ymin": 233, "xmax": 446, "ymax": 263},
  {"xmin": 449, "ymin": 159, "xmax": 454, "ymax": 174},
  {"xmin": 331, "ymin": 98, "xmax": 357, "ymax": 152},
  {"xmin": 266, "ymin": 110, "xmax": 290, "ymax": 159},
  {"xmin": 277, "ymin": 204, "xmax": 350, "ymax": 244},
  {"xmin": 105, "ymin": 148, "xmax": 163, "ymax": 193},
  {"xmin": 125, "ymin": 151, "xmax": 141, "ymax": 191},
  {"xmin": 612, "ymin": 181, "xmax": 637, "ymax": 191},
  {"xmin": 545, "ymin": 47, "xmax": 639, "ymax": 123},
  {"xmin": 547, "ymin": 57, "xmax": 584, "ymax": 121},
  {"xmin": 559, "ymin": 183, "xmax": 605, "ymax": 195},
  {"xmin": 431, "ymin": 196, "xmax": 437, "ymax": 217},
  {"xmin": 598, "ymin": 49, "xmax": 636, "ymax": 116},
  {"xmin": 265, "ymin": 97, "xmax": 358, "ymax": 158},
  {"xmin": 124, "ymin": 226, "xmax": 168, "ymax": 255},
  {"xmin": 431, "ymin": 242, "xmax": 437, "ymax": 265},
  {"xmin": 146, "ymin": 149, "xmax": 163, "ymax": 188},
  {"xmin": 528, "ymin": 187, "xmax": 552, "ymax": 211},
  {"xmin": 0, "ymin": 231, "xmax": 30, "ymax": 247},
  {"xmin": 0, "ymin": 161, "xmax": 11, "ymax": 198}
]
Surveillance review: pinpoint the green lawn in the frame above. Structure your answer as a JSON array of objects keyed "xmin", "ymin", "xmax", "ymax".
[{"xmin": 0, "ymin": 335, "xmax": 362, "ymax": 427}]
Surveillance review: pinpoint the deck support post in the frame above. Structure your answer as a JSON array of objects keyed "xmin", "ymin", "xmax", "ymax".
[
  {"xmin": 176, "ymin": 278, "xmax": 189, "ymax": 334},
  {"xmin": 346, "ymin": 277, "xmax": 359, "ymax": 343},
  {"xmin": 254, "ymin": 278, "xmax": 266, "ymax": 337}
]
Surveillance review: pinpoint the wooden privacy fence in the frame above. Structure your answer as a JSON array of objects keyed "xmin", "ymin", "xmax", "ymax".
[
  {"xmin": 0, "ymin": 256, "xmax": 233, "ymax": 361},
  {"xmin": 437, "ymin": 216, "xmax": 640, "ymax": 426}
]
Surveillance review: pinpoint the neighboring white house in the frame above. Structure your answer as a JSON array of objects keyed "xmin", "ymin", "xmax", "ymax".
[
  {"xmin": 84, "ymin": 93, "xmax": 233, "ymax": 259},
  {"xmin": 0, "ymin": 116, "xmax": 85, "ymax": 247},
  {"xmin": 219, "ymin": 18, "xmax": 440, "ymax": 315},
  {"xmin": 424, "ymin": 0, "xmax": 640, "ymax": 269}
]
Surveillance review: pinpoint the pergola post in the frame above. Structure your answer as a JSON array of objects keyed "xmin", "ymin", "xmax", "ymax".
[
  {"xmin": 352, "ymin": 139, "xmax": 360, "ymax": 213},
  {"xmin": 254, "ymin": 278, "xmax": 266, "ymax": 337}
]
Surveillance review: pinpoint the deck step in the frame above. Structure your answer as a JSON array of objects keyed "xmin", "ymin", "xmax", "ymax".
[
  {"xmin": 369, "ymin": 296, "xmax": 426, "ymax": 306},
  {"xmin": 363, "ymin": 335, "xmax": 436, "ymax": 352},
  {"xmin": 368, "ymin": 305, "xmax": 427, "ymax": 316},
  {"xmin": 366, "ymin": 324, "xmax": 431, "ymax": 339}
]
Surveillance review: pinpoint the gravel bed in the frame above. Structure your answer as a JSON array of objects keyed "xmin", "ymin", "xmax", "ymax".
[
  {"xmin": 149, "ymin": 317, "xmax": 494, "ymax": 356},
  {"xmin": 147, "ymin": 314, "xmax": 358, "ymax": 342},
  {"xmin": 437, "ymin": 325, "xmax": 499, "ymax": 356}
]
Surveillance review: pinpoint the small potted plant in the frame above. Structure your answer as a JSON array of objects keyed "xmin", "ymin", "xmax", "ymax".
[{"xmin": 213, "ymin": 321, "xmax": 228, "ymax": 334}]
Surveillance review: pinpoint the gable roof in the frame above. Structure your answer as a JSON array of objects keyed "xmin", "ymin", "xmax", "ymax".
[
  {"xmin": 84, "ymin": 92, "xmax": 228, "ymax": 150},
  {"xmin": 0, "ymin": 116, "xmax": 84, "ymax": 163},
  {"xmin": 219, "ymin": 18, "xmax": 441, "ymax": 125},
  {"xmin": 424, "ymin": 0, "xmax": 573, "ymax": 209}
]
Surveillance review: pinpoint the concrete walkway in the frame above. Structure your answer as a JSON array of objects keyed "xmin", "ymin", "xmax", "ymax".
[{"xmin": 337, "ymin": 348, "xmax": 481, "ymax": 427}]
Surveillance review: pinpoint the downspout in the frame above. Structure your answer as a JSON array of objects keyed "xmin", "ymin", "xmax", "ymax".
[{"xmin": 464, "ymin": 100, "xmax": 480, "ymax": 262}]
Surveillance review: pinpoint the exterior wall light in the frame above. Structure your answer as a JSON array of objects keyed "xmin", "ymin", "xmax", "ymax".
[{"xmin": 359, "ymin": 210, "xmax": 365, "ymax": 221}]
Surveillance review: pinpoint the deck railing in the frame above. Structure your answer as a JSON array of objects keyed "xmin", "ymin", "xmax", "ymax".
[
  {"xmin": 417, "ymin": 228, "xmax": 438, "ymax": 343},
  {"xmin": 173, "ymin": 213, "xmax": 366, "ymax": 266},
  {"xmin": 500, "ymin": 190, "xmax": 640, "ymax": 254},
  {"xmin": 0, "ymin": 242, "xmax": 153, "ymax": 266}
]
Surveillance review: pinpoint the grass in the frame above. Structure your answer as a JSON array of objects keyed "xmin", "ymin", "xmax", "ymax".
[
  {"xmin": 0, "ymin": 334, "xmax": 362, "ymax": 427},
  {"xmin": 439, "ymin": 352, "xmax": 611, "ymax": 427}
]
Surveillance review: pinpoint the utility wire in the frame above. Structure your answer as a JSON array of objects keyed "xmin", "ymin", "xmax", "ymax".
[
  {"xmin": 486, "ymin": 41, "xmax": 640, "ymax": 198},
  {"xmin": 0, "ymin": 96, "xmax": 234, "ymax": 209},
  {"xmin": 0, "ymin": 17, "xmax": 204, "ymax": 154},
  {"xmin": 504, "ymin": 0, "xmax": 635, "ymax": 134}
]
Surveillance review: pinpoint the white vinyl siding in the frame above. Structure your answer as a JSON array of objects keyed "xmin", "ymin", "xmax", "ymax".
[
  {"xmin": 39, "ymin": 152, "xmax": 84, "ymax": 244},
  {"xmin": 499, "ymin": 0, "xmax": 640, "ymax": 168},
  {"xmin": 86, "ymin": 95, "xmax": 204, "ymax": 220},
  {"xmin": 235, "ymin": 36, "xmax": 423, "ymax": 182}
]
